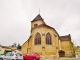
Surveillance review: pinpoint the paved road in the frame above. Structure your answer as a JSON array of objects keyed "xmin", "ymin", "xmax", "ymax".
[
  {"xmin": 40, "ymin": 58, "xmax": 80, "ymax": 60},
  {"xmin": 40, "ymin": 55, "xmax": 80, "ymax": 60}
]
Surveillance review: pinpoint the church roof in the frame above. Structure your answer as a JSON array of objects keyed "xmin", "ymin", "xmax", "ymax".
[
  {"xmin": 60, "ymin": 34, "xmax": 71, "ymax": 41},
  {"xmin": 31, "ymin": 24, "xmax": 59, "ymax": 38},
  {"xmin": 31, "ymin": 14, "xmax": 43, "ymax": 22}
]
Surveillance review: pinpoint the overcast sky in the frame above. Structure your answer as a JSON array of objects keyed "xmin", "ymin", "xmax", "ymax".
[{"xmin": 0, "ymin": 0, "xmax": 80, "ymax": 46}]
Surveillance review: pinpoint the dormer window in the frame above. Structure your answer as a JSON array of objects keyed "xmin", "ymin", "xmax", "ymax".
[{"xmin": 34, "ymin": 24, "xmax": 38, "ymax": 27}]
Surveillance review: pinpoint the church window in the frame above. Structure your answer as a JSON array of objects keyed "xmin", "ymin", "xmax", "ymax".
[
  {"xmin": 35, "ymin": 32, "xmax": 41, "ymax": 45},
  {"xmin": 34, "ymin": 24, "xmax": 38, "ymax": 27},
  {"xmin": 46, "ymin": 32, "xmax": 52, "ymax": 45}
]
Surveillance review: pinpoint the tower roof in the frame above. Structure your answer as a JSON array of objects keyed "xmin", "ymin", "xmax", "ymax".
[{"xmin": 31, "ymin": 14, "xmax": 43, "ymax": 22}]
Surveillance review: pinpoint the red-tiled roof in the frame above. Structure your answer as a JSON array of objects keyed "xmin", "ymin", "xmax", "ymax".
[
  {"xmin": 31, "ymin": 14, "xmax": 43, "ymax": 22},
  {"xmin": 60, "ymin": 34, "xmax": 71, "ymax": 41}
]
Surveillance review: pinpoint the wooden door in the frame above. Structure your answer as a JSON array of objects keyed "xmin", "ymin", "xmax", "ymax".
[{"xmin": 59, "ymin": 50, "xmax": 65, "ymax": 57}]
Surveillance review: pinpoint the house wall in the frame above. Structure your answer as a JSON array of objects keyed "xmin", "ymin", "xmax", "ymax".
[
  {"xmin": 0, "ymin": 46, "xmax": 11, "ymax": 55},
  {"xmin": 0, "ymin": 46, "xmax": 3, "ymax": 55},
  {"xmin": 61, "ymin": 41, "xmax": 75, "ymax": 57}
]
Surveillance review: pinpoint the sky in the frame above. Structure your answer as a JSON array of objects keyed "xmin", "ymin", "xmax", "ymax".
[{"xmin": 0, "ymin": 0, "xmax": 80, "ymax": 46}]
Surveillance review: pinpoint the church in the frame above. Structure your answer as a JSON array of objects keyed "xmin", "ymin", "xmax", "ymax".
[{"xmin": 21, "ymin": 14, "xmax": 75, "ymax": 58}]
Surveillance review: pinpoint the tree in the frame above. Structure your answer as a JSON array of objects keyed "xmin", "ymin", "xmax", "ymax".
[
  {"xmin": 4, "ymin": 50, "xmax": 7, "ymax": 55},
  {"xmin": 17, "ymin": 43, "xmax": 21, "ymax": 49},
  {"xmin": 10, "ymin": 43, "xmax": 17, "ymax": 48}
]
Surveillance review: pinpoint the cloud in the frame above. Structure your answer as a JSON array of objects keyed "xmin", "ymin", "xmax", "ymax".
[{"xmin": 0, "ymin": 0, "xmax": 80, "ymax": 46}]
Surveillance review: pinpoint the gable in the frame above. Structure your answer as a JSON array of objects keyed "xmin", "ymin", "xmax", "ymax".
[{"xmin": 31, "ymin": 24, "xmax": 59, "ymax": 38}]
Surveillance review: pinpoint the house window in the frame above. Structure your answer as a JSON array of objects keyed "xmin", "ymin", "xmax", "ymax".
[
  {"xmin": 34, "ymin": 32, "xmax": 41, "ymax": 45},
  {"xmin": 34, "ymin": 24, "xmax": 38, "ymax": 27},
  {"xmin": 46, "ymin": 32, "xmax": 52, "ymax": 45}
]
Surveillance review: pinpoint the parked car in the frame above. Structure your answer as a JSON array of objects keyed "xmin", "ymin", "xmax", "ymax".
[
  {"xmin": 0, "ymin": 52, "xmax": 23, "ymax": 60},
  {"xmin": 23, "ymin": 53, "xmax": 40, "ymax": 60}
]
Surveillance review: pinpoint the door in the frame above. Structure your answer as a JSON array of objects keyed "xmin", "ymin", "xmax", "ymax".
[{"xmin": 59, "ymin": 50, "xmax": 65, "ymax": 57}]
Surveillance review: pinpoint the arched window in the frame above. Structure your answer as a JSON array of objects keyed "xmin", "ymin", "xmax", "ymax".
[
  {"xmin": 34, "ymin": 32, "xmax": 41, "ymax": 45},
  {"xmin": 46, "ymin": 32, "xmax": 52, "ymax": 45}
]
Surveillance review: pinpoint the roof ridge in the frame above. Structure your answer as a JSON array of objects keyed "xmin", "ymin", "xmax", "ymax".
[{"xmin": 60, "ymin": 34, "xmax": 70, "ymax": 37}]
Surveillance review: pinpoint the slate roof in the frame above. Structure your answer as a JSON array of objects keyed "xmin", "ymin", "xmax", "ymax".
[
  {"xmin": 31, "ymin": 14, "xmax": 43, "ymax": 22},
  {"xmin": 60, "ymin": 34, "xmax": 71, "ymax": 41}
]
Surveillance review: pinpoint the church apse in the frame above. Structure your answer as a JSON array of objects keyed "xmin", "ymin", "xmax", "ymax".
[{"xmin": 21, "ymin": 14, "xmax": 75, "ymax": 58}]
